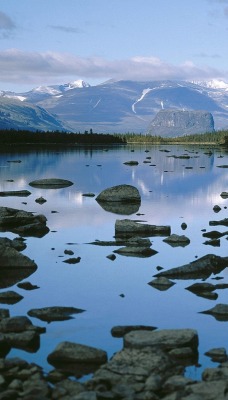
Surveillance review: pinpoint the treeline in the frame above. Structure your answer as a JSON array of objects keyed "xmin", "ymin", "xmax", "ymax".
[
  {"xmin": 0, "ymin": 129, "xmax": 126, "ymax": 145},
  {"xmin": 122, "ymin": 130, "xmax": 228, "ymax": 144}
]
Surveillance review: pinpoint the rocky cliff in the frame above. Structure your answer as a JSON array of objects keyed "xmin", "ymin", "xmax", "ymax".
[{"xmin": 147, "ymin": 109, "xmax": 215, "ymax": 137}]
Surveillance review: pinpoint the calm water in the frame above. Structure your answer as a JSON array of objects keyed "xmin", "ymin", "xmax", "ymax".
[{"xmin": 0, "ymin": 143, "xmax": 228, "ymax": 379}]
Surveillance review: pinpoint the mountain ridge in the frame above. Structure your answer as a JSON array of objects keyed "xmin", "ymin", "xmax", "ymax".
[{"xmin": 0, "ymin": 79, "xmax": 228, "ymax": 134}]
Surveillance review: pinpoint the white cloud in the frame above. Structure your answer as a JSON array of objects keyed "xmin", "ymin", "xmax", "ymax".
[{"xmin": 0, "ymin": 49, "xmax": 226, "ymax": 87}]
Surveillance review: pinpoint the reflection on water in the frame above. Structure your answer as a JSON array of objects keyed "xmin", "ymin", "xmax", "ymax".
[{"xmin": 0, "ymin": 143, "xmax": 228, "ymax": 379}]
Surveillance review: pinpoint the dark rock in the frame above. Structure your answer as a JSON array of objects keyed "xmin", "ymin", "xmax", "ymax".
[
  {"xmin": 0, "ymin": 237, "xmax": 37, "ymax": 269},
  {"xmin": 200, "ymin": 303, "xmax": 228, "ymax": 321},
  {"xmin": 154, "ymin": 254, "xmax": 228, "ymax": 280},
  {"xmin": 82, "ymin": 193, "xmax": 95, "ymax": 197},
  {"xmin": 17, "ymin": 282, "xmax": 39, "ymax": 290},
  {"xmin": 205, "ymin": 347, "xmax": 227, "ymax": 363},
  {"xmin": 106, "ymin": 254, "xmax": 116, "ymax": 261},
  {"xmin": 163, "ymin": 234, "xmax": 190, "ymax": 247},
  {"xmin": 147, "ymin": 109, "xmax": 214, "ymax": 137},
  {"xmin": 0, "ymin": 291, "xmax": 23, "ymax": 304},
  {"xmin": 64, "ymin": 249, "xmax": 74, "ymax": 255},
  {"xmin": 111, "ymin": 325, "xmax": 157, "ymax": 338},
  {"xmin": 213, "ymin": 205, "xmax": 221, "ymax": 213},
  {"xmin": 0, "ymin": 206, "xmax": 49, "ymax": 237},
  {"xmin": 29, "ymin": 178, "xmax": 73, "ymax": 188},
  {"xmin": 47, "ymin": 341, "xmax": 108, "ymax": 376},
  {"xmin": 186, "ymin": 282, "xmax": 215, "ymax": 293},
  {"xmin": 0, "ymin": 309, "xmax": 10, "ymax": 320},
  {"xmin": 35, "ymin": 196, "xmax": 47, "ymax": 204},
  {"xmin": 181, "ymin": 222, "xmax": 187, "ymax": 230},
  {"xmin": 220, "ymin": 191, "xmax": 228, "ymax": 198},
  {"xmin": 27, "ymin": 306, "xmax": 85, "ymax": 322},
  {"xmin": 0, "ymin": 190, "xmax": 31, "ymax": 197},
  {"xmin": 203, "ymin": 238, "xmax": 220, "ymax": 246},
  {"xmin": 114, "ymin": 245, "xmax": 157, "ymax": 258},
  {"xmin": 63, "ymin": 257, "xmax": 81, "ymax": 264},
  {"xmin": 209, "ymin": 218, "xmax": 228, "ymax": 227},
  {"xmin": 202, "ymin": 230, "xmax": 228, "ymax": 239},
  {"xmin": 115, "ymin": 219, "xmax": 171, "ymax": 238},
  {"xmin": 123, "ymin": 161, "xmax": 139, "ymax": 166},
  {"xmin": 148, "ymin": 277, "xmax": 176, "ymax": 291}
]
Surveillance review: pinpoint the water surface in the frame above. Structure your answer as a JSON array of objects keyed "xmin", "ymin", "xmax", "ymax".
[{"xmin": 0, "ymin": 143, "xmax": 228, "ymax": 379}]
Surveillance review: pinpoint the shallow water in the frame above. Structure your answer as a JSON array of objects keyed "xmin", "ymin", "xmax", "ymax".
[{"xmin": 0, "ymin": 143, "xmax": 228, "ymax": 379}]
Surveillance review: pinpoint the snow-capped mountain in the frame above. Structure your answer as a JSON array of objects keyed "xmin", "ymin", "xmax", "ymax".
[{"xmin": 1, "ymin": 79, "xmax": 228, "ymax": 133}]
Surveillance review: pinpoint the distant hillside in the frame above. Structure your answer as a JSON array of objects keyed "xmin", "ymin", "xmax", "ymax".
[{"xmin": 0, "ymin": 97, "xmax": 68, "ymax": 132}]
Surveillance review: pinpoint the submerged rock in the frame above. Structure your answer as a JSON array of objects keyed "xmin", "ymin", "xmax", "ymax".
[
  {"xmin": 27, "ymin": 306, "xmax": 85, "ymax": 322},
  {"xmin": 154, "ymin": 254, "xmax": 228, "ymax": 280},
  {"xmin": 29, "ymin": 178, "xmax": 73, "ymax": 188},
  {"xmin": 47, "ymin": 341, "xmax": 108, "ymax": 376},
  {"xmin": 115, "ymin": 219, "xmax": 171, "ymax": 238}
]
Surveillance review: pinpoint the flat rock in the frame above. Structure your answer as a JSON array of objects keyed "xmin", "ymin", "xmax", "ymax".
[
  {"xmin": 154, "ymin": 254, "xmax": 228, "ymax": 279},
  {"xmin": 29, "ymin": 178, "xmax": 73, "ymax": 188},
  {"xmin": 114, "ymin": 245, "xmax": 157, "ymax": 258},
  {"xmin": 124, "ymin": 329, "xmax": 199, "ymax": 352},
  {"xmin": 111, "ymin": 325, "xmax": 157, "ymax": 338},
  {"xmin": 123, "ymin": 161, "xmax": 139, "ymax": 166},
  {"xmin": 115, "ymin": 219, "xmax": 171, "ymax": 238},
  {"xmin": 209, "ymin": 218, "xmax": 228, "ymax": 226},
  {"xmin": 27, "ymin": 306, "xmax": 85, "ymax": 322},
  {"xmin": 202, "ymin": 230, "xmax": 228, "ymax": 239},
  {"xmin": 0, "ymin": 190, "xmax": 31, "ymax": 197},
  {"xmin": 47, "ymin": 341, "xmax": 108, "ymax": 376}
]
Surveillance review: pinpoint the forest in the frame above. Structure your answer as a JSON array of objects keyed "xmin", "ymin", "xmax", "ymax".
[{"xmin": 0, "ymin": 128, "xmax": 228, "ymax": 146}]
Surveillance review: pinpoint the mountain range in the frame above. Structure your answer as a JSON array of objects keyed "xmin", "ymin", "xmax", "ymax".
[{"xmin": 1, "ymin": 79, "xmax": 228, "ymax": 134}]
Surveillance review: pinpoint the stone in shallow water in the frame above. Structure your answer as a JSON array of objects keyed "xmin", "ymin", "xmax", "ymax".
[
  {"xmin": 27, "ymin": 306, "xmax": 85, "ymax": 322},
  {"xmin": 29, "ymin": 178, "xmax": 73, "ymax": 189}
]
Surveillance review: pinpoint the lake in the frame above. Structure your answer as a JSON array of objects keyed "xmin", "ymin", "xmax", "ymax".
[{"xmin": 0, "ymin": 143, "xmax": 228, "ymax": 380}]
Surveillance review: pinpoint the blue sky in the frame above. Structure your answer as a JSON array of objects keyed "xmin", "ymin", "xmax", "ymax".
[{"xmin": 0, "ymin": 0, "xmax": 228, "ymax": 91}]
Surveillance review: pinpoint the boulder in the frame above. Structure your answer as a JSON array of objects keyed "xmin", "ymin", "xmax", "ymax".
[
  {"xmin": 27, "ymin": 306, "xmax": 85, "ymax": 322},
  {"xmin": 115, "ymin": 219, "xmax": 171, "ymax": 238},
  {"xmin": 0, "ymin": 206, "xmax": 49, "ymax": 237},
  {"xmin": 0, "ymin": 237, "xmax": 37, "ymax": 269},
  {"xmin": 124, "ymin": 329, "xmax": 199, "ymax": 352},
  {"xmin": 29, "ymin": 178, "xmax": 73, "ymax": 188},
  {"xmin": 148, "ymin": 277, "xmax": 176, "ymax": 291},
  {"xmin": 147, "ymin": 109, "xmax": 214, "ymax": 137},
  {"xmin": 47, "ymin": 341, "xmax": 108, "ymax": 376},
  {"xmin": 154, "ymin": 254, "xmax": 228, "ymax": 280},
  {"xmin": 0, "ymin": 291, "xmax": 23, "ymax": 305},
  {"xmin": 96, "ymin": 185, "xmax": 141, "ymax": 215}
]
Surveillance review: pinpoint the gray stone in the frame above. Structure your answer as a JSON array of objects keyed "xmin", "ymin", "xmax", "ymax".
[
  {"xmin": 0, "ymin": 206, "xmax": 49, "ymax": 237},
  {"xmin": 200, "ymin": 303, "xmax": 228, "ymax": 321},
  {"xmin": 154, "ymin": 254, "xmax": 228, "ymax": 280},
  {"xmin": 0, "ymin": 291, "xmax": 23, "ymax": 305},
  {"xmin": 163, "ymin": 234, "xmax": 190, "ymax": 247},
  {"xmin": 205, "ymin": 347, "xmax": 227, "ymax": 363},
  {"xmin": 209, "ymin": 218, "xmax": 228, "ymax": 227},
  {"xmin": 220, "ymin": 191, "xmax": 228, "ymax": 199},
  {"xmin": 124, "ymin": 329, "xmax": 198, "ymax": 352},
  {"xmin": 114, "ymin": 245, "xmax": 157, "ymax": 258},
  {"xmin": 29, "ymin": 178, "xmax": 73, "ymax": 188},
  {"xmin": 96, "ymin": 184, "xmax": 141, "ymax": 215},
  {"xmin": 47, "ymin": 341, "xmax": 108, "ymax": 376},
  {"xmin": 148, "ymin": 277, "xmax": 175, "ymax": 291},
  {"xmin": 27, "ymin": 306, "xmax": 85, "ymax": 322},
  {"xmin": 0, "ymin": 237, "xmax": 37, "ymax": 269},
  {"xmin": 147, "ymin": 110, "xmax": 214, "ymax": 137},
  {"xmin": 111, "ymin": 325, "xmax": 157, "ymax": 338},
  {"xmin": 115, "ymin": 219, "xmax": 171, "ymax": 238}
]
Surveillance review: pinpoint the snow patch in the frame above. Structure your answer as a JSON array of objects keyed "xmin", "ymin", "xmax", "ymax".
[
  {"xmin": 33, "ymin": 86, "xmax": 61, "ymax": 95},
  {"xmin": 132, "ymin": 88, "xmax": 152, "ymax": 113},
  {"xmin": 65, "ymin": 80, "xmax": 90, "ymax": 90},
  {"xmin": 192, "ymin": 79, "xmax": 228, "ymax": 91}
]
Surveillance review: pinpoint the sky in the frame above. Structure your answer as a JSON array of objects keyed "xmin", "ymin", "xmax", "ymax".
[{"xmin": 0, "ymin": 0, "xmax": 228, "ymax": 92}]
